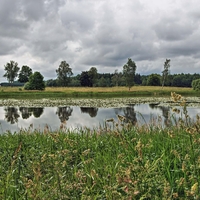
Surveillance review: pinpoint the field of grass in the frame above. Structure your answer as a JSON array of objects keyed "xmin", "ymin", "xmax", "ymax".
[
  {"xmin": 0, "ymin": 93, "xmax": 200, "ymax": 199},
  {"xmin": 0, "ymin": 86, "xmax": 198, "ymax": 99}
]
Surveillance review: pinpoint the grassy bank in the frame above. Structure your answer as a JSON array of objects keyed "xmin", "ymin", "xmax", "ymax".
[
  {"xmin": 0, "ymin": 86, "xmax": 198, "ymax": 99},
  {"xmin": 0, "ymin": 117, "xmax": 200, "ymax": 199},
  {"xmin": 0, "ymin": 93, "xmax": 200, "ymax": 199}
]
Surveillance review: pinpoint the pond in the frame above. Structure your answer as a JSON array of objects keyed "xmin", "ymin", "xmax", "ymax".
[{"xmin": 0, "ymin": 103, "xmax": 200, "ymax": 134}]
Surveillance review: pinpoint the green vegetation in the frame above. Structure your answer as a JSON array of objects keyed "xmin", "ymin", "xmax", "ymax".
[
  {"xmin": 192, "ymin": 79, "xmax": 200, "ymax": 91},
  {"xmin": 3, "ymin": 60, "xmax": 20, "ymax": 85},
  {"xmin": 0, "ymin": 86, "xmax": 199, "ymax": 99},
  {"xmin": 24, "ymin": 72, "xmax": 45, "ymax": 91},
  {"xmin": 123, "ymin": 58, "xmax": 137, "ymax": 90},
  {"xmin": 0, "ymin": 93, "xmax": 200, "ymax": 199}
]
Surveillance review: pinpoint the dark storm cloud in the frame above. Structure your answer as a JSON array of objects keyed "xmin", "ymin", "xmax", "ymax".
[{"xmin": 0, "ymin": 0, "xmax": 200, "ymax": 82}]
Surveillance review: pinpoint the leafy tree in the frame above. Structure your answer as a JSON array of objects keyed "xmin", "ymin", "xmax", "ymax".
[
  {"xmin": 45, "ymin": 79, "xmax": 58, "ymax": 87},
  {"xmin": 80, "ymin": 71, "xmax": 92, "ymax": 87},
  {"xmin": 88, "ymin": 67, "xmax": 98, "ymax": 87},
  {"xmin": 18, "ymin": 65, "xmax": 33, "ymax": 83},
  {"xmin": 123, "ymin": 58, "xmax": 137, "ymax": 90},
  {"xmin": 162, "ymin": 59, "xmax": 170, "ymax": 88},
  {"xmin": 56, "ymin": 61, "xmax": 73, "ymax": 86},
  {"xmin": 24, "ymin": 71, "xmax": 45, "ymax": 90},
  {"xmin": 135, "ymin": 73, "xmax": 142, "ymax": 85},
  {"xmin": 68, "ymin": 77, "xmax": 81, "ymax": 87},
  {"xmin": 111, "ymin": 70, "xmax": 123, "ymax": 86},
  {"xmin": 3, "ymin": 60, "xmax": 20, "ymax": 85},
  {"xmin": 192, "ymin": 79, "xmax": 200, "ymax": 90},
  {"xmin": 98, "ymin": 77, "xmax": 107, "ymax": 87},
  {"xmin": 147, "ymin": 74, "xmax": 161, "ymax": 86}
]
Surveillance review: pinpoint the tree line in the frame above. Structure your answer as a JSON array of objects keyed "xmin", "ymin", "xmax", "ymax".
[{"xmin": 2, "ymin": 59, "xmax": 200, "ymax": 90}]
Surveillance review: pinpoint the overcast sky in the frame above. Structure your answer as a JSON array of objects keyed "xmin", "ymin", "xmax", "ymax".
[{"xmin": 0, "ymin": 0, "xmax": 200, "ymax": 82}]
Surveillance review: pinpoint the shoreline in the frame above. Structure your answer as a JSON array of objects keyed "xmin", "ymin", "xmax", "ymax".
[{"xmin": 0, "ymin": 96, "xmax": 200, "ymax": 108}]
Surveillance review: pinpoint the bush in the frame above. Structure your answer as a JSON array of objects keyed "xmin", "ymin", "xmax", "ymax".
[
  {"xmin": 192, "ymin": 79, "xmax": 200, "ymax": 90},
  {"xmin": 24, "ymin": 72, "xmax": 45, "ymax": 90},
  {"xmin": 147, "ymin": 74, "xmax": 161, "ymax": 86}
]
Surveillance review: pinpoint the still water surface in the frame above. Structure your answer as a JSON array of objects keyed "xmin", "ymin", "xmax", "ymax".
[{"xmin": 0, "ymin": 104, "xmax": 200, "ymax": 133}]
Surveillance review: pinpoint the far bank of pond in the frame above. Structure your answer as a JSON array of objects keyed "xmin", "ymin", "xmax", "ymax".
[{"xmin": 0, "ymin": 96, "xmax": 200, "ymax": 107}]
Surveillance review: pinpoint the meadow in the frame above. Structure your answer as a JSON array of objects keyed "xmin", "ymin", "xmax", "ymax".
[
  {"xmin": 0, "ymin": 86, "xmax": 198, "ymax": 99},
  {"xmin": 0, "ymin": 92, "xmax": 200, "ymax": 199}
]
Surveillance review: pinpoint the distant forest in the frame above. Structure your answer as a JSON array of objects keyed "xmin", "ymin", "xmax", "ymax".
[{"xmin": 45, "ymin": 72, "xmax": 200, "ymax": 88}]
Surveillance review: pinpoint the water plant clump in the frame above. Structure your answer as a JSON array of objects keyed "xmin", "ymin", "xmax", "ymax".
[{"xmin": 0, "ymin": 93, "xmax": 200, "ymax": 199}]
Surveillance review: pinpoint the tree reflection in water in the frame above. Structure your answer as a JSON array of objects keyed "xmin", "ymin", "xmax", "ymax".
[
  {"xmin": 19, "ymin": 107, "xmax": 32, "ymax": 119},
  {"xmin": 19, "ymin": 107, "xmax": 44, "ymax": 119},
  {"xmin": 149, "ymin": 104, "xmax": 170, "ymax": 126},
  {"xmin": 4, "ymin": 107, "xmax": 20, "ymax": 124},
  {"xmin": 80, "ymin": 107, "xmax": 98, "ymax": 117},
  {"xmin": 56, "ymin": 106, "xmax": 73, "ymax": 123},
  {"xmin": 30, "ymin": 108, "xmax": 44, "ymax": 118},
  {"xmin": 114, "ymin": 105, "xmax": 137, "ymax": 125}
]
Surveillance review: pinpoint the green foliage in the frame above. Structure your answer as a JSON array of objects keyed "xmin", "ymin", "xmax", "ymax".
[
  {"xmin": 147, "ymin": 74, "xmax": 161, "ymax": 86},
  {"xmin": 80, "ymin": 71, "xmax": 92, "ymax": 87},
  {"xmin": 192, "ymin": 79, "xmax": 200, "ymax": 90},
  {"xmin": 88, "ymin": 67, "xmax": 98, "ymax": 87},
  {"xmin": 56, "ymin": 61, "xmax": 73, "ymax": 86},
  {"xmin": 98, "ymin": 77, "xmax": 107, "ymax": 87},
  {"xmin": 111, "ymin": 70, "xmax": 123, "ymax": 86},
  {"xmin": 18, "ymin": 65, "xmax": 33, "ymax": 83},
  {"xmin": 123, "ymin": 58, "xmax": 137, "ymax": 90},
  {"xmin": 24, "ymin": 72, "xmax": 45, "ymax": 90},
  {"xmin": 162, "ymin": 59, "xmax": 170, "ymax": 88},
  {"xmin": 3, "ymin": 60, "xmax": 20, "ymax": 84}
]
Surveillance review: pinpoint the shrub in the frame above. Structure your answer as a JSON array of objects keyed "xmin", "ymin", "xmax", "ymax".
[
  {"xmin": 147, "ymin": 74, "xmax": 161, "ymax": 86},
  {"xmin": 192, "ymin": 79, "xmax": 200, "ymax": 90},
  {"xmin": 24, "ymin": 72, "xmax": 45, "ymax": 90}
]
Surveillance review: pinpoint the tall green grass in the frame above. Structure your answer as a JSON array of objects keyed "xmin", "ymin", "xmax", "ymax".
[{"xmin": 0, "ymin": 93, "xmax": 200, "ymax": 199}]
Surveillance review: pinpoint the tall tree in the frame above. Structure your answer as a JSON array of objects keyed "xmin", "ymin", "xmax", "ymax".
[
  {"xmin": 18, "ymin": 65, "xmax": 33, "ymax": 83},
  {"xmin": 123, "ymin": 58, "xmax": 137, "ymax": 90},
  {"xmin": 162, "ymin": 59, "xmax": 170, "ymax": 89},
  {"xmin": 3, "ymin": 60, "xmax": 20, "ymax": 84},
  {"xmin": 56, "ymin": 61, "xmax": 73, "ymax": 86},
  {"xmin": 88, "ymin": 67, "xmax": 98, "ymax": 87}
]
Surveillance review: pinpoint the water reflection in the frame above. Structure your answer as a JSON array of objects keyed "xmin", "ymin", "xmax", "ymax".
[
  {"xmin": 114, "ymin": 105, "xmax": 137, "ymax": 125},
  {"xmin": 0, "ymin": 104, "xmax": 199, "ymax": 134},
  {"xmin": 4, "ymin": 107, "xmax": 20, "ymax": 124},
  {"xmin": 149, "ymin": 104, "xmax": 170, "ymax": 126},
  {"xmin": 56, "ymin": 107, "xmax": 73, "ymax": 123},
  {"xmin": 31, "ymin": 108, "xmax": 44, "ymax": 118},
  {"xmin": 19, "ymin": 107, "xmax": 32, "ymax": 119},
  {"xmin": 80, "ymin": 107, "xmax": 98, "ymax": 117}
]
